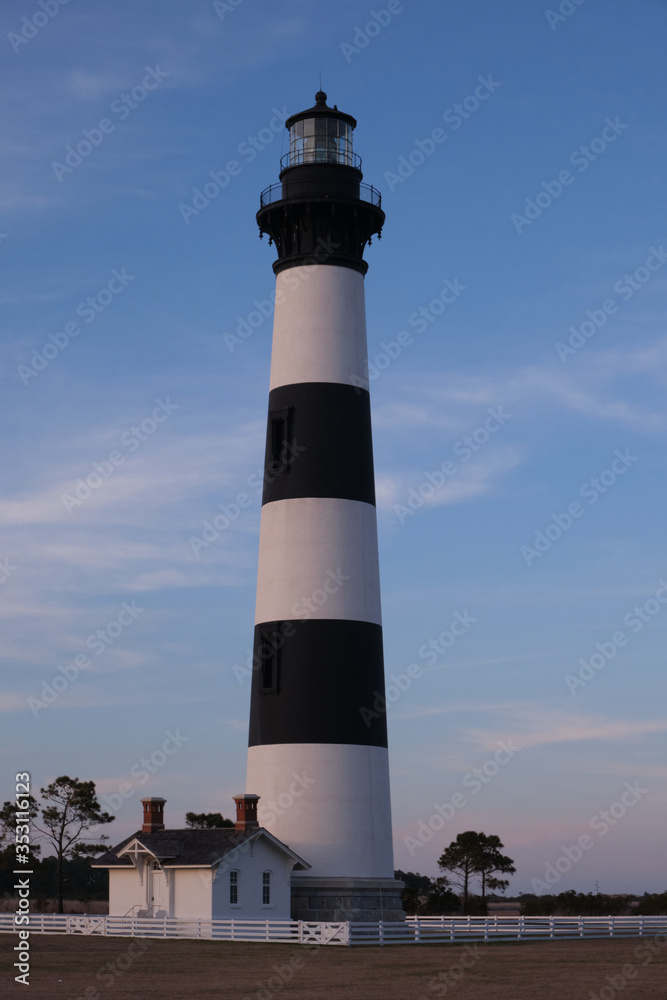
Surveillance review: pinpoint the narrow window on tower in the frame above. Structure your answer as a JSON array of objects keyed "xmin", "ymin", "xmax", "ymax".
[
  {"xmin": 267, "ymin": 407, "xmax": 292, "ymax": 476},
  {"xmin": 262, "ymin": 871, "xmax": 271, "ymax": 905},
  {"xmin": 229, "ymin": 870, "xmax": 239, "ymax": 905},
  {"xmin": 259, "ymin": 628, "xmax": 281, "ymax": 694}
]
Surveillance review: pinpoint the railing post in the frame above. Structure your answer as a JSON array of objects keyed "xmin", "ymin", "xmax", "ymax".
[{"xmin": 379, "ymin": 920, "xmax": 384, "ymax": 947}]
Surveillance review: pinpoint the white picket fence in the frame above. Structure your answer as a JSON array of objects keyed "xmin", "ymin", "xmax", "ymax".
[
  {"xmin": 0, "ymin": 913, "xmax": 349, "ymax": 945},
  {"xmin": 1, "ymin": 912, "xmax": 665, "ymax": 946},
  {"xmin": 393, "ymin": 914, "xmax": 667, "ymax": 945}
]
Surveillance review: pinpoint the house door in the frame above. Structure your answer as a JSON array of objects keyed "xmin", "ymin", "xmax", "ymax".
[{"xmin": 151, "ymin": 867, "xmax": 168, "ymax": 916}]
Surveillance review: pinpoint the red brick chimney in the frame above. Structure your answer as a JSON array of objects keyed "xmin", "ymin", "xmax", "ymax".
[
  {"xmin": 141, "ymin": 797, "xmax": 166, "ymax": 834},
  {"xmin": 233, "ymin": 794, "xmax": 260, "ymax": 832}
]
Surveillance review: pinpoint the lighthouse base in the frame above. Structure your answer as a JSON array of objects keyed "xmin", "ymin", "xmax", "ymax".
[{"xmin": 290, "ymin": 875, "xmax": 406, "ymax": 922}]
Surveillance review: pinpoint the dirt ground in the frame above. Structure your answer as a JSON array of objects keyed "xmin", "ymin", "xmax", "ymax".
[{"xmin": 2, "ymin": 933, "xmax": 667, "ymax": 1000}]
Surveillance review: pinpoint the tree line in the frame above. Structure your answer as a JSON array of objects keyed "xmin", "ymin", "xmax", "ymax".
[
  {"xmin": 1, "ymin": 776, "xmax": 113, "ymax": 912},
  {"xmin": 397, "ymin": 830, "xmax": 667, "ymax": 916},
  {"xmin": 3, "ymin": 781, "xmax": 666, "ymax": 918},
  {"xmin": 398, "ymin": 829, "xmax": 515, "ymax": 914},
  {"xmin": 0, "ymin": 779, "xmax": 238, "ymax": 912}
]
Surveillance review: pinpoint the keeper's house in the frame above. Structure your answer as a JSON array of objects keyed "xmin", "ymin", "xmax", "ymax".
[{"xmin": 92, "ymin": 795, "xmax": 310, "ymax": 921}]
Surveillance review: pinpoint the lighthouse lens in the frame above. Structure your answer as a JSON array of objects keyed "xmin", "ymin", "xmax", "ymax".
[{"xmin": 289, "ymin": 118, "xmax": 353, "ymax": 166}]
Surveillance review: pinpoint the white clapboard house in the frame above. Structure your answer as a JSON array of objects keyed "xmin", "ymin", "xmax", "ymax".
[{"xmin": 92, "ymin": 795, "xmax": 310, "ymax": 921}]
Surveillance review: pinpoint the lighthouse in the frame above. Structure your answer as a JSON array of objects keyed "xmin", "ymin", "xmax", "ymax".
[{"xmin": 247, "ymin": 92, "xmax": 404, "ymax": 921}]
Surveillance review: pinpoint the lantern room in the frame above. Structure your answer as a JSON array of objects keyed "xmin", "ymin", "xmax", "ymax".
[{"xmin": 284, "ymin": 91, "xmax": 358, "ymax": 168}]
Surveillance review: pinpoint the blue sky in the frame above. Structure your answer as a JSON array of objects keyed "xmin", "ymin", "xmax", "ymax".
[{"xmin": 2, "ymin": 0, "xmax": 666, "ymax": 895}]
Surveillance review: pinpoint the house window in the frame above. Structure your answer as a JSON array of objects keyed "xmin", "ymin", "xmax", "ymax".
[
  {"xmin": 262, "ymin": 871, "xmax": 271, "ymax": 905},
  {"xmin": 230, "ymin": 870, "xmax": 239, "ymax": 905},
  {"xmin": 259, "ymin": 629, "xmax": 281, "ymax": 693},
  {"xmin": 268, "ymin": 407, "xmax": 292, "ymax": 476},
  {"xmin": 255, "ymin": 622, "xmax": 285, "ymax": 694}
]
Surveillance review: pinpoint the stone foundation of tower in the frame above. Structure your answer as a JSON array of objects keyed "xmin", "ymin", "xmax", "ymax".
[{"xmin": 290, "ymin": 875, "xmax": 406, "ymax": 922}]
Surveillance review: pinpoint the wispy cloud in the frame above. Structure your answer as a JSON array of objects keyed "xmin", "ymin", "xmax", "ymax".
[
  {"xmin": 373, "ymin": 337, "xmax": 667, "ymax": 435},
  {"xmin": 464, "ymin": 707, "xmax": 667, "ymax": 751},
  {"xmin": 66, "ymin": 71, "xmax": 131, "ymax": 100},
  {"xmin": 376, "ymin": 445, "xmax": 523, "ymax": 512}
]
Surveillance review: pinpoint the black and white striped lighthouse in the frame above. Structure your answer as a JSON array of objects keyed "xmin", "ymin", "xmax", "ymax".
[{"xmin": 247, "ymin": 92, "xmax": 404, "ymax": 921}]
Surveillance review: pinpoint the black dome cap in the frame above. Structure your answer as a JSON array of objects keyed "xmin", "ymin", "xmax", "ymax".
[{"xmin": 285, "ymin": 91, "xmax": 357, "ymax": 131}]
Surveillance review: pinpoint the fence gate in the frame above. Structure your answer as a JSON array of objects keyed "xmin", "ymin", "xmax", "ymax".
[
  {"xmin": 66, "ymin": 916, "xmax": 106, "ymax": 935},
  {"xmin": 298, "ymin": 921, "xmax": 349, "ymax": 946}
]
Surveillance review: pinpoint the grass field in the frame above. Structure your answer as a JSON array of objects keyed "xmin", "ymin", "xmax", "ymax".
[{"xmin": 2, "ymin": 933, "xmax": 667, "ymax": 1000}]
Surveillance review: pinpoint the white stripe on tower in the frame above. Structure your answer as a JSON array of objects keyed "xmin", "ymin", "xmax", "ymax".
[
  {"xmin": 268, "ymin": 265, "xmax": 368, "ymax": 389},
  {"xmin": 249, "ymin": 744, "xmax": 394, "ymax": 877},
  {"xmin": 255, "ymin": 498, "xmax": 381, "ymax": 625}
]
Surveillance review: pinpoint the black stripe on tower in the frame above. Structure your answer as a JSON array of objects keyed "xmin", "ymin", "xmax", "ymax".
[
  {"xmin": 248, "ymin": 619, "xmax": 387, "ymax": 748},
  {"xmin": 263, "ymin": 382, "xmax": 375, "ymax": 506}
]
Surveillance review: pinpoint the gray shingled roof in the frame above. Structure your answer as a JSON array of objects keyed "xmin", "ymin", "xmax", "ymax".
[
  {"xmin": 92, "ymin": 828, "xmax": 257, "ymax": 868},
  {"xmin": 92, "ymin": 827, "xmax": 310, "ymax": 870}
]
